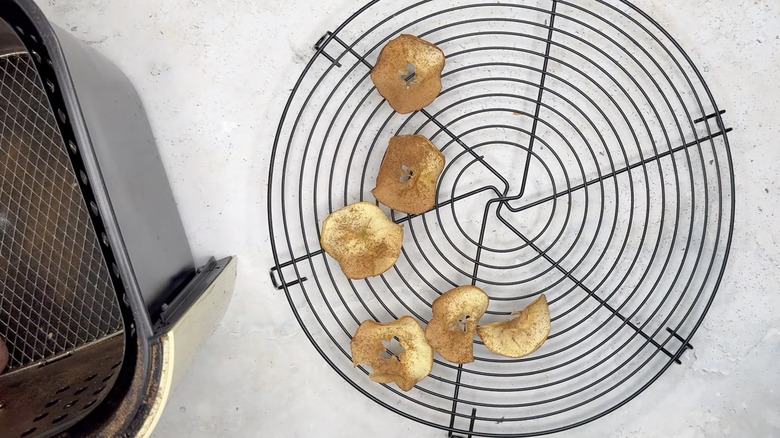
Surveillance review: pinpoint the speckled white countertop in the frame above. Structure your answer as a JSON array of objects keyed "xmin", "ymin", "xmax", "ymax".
[{"xmin": 35, "ymin": 0, "xmax": 780, "ymax": 437}]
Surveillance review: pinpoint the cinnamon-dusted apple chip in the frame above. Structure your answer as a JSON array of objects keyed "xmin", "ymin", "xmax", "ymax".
[
  {"xmin": 372, "ymin": 135, "xmax": 445, "ymax": 215},
  {"xmin": 425, "ymin": 286, "xmax": 489, "ymax": 364},
  {"xmin": 371, "ymin": 34, "xmax": 445, "ymax": 114},
  {"xmin": 477, "ymin": 295, "xmax": 551, "ymax": 359},
  {"xmin": 320, "ymin": 202, "xmax": 403, "ymax": 279},
  {"xmin": 351, "ymin": 316, "xmax": 434, "ymax": 391}
]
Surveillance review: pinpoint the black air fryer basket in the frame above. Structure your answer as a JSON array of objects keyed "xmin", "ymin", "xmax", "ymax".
[{"xmin": 0, "ymin": 1, "xmax": 235, "ymax": 438}]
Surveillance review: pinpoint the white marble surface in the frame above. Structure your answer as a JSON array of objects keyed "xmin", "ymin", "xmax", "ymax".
[{"xmin": 35, "ymin": 0, "xmax": 780, "ymax": 437}]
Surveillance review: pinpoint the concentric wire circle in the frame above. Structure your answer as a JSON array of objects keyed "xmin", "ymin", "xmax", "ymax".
[{"xmin": 267, "ymin": 0, "xmax": 734, "ymax": 436}]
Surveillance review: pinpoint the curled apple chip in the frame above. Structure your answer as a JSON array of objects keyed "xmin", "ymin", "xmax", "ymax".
[
  {"xmin": 320, "ymin": 202, "xmax": 403, "ymax": 280},
  {"xmin": 425, "ymin": 286, "xmax": 490, "ymax": 364},
  {"xmin": 476, "ymin": 295, "xmax": 550, "ymax": 358},
  {"xmin": 372, "ymin": 135, "xmax": 445, "ymax": 215},
  {"xmin": 351, "ymin": 316, "xmax": 434, "ymax": 391},
  {"xmin": 370, "ymin": 34, "xmax": 445, "ymax": 114}
]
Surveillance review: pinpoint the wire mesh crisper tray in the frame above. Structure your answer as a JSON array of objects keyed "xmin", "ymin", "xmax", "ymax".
[
  {"xmin": 0, "ymin": 53, "xmax": 123, "ymax": 370},
  {"xmin": 267, "ymin": 0, "xmax": 734, "ymax": 436}
]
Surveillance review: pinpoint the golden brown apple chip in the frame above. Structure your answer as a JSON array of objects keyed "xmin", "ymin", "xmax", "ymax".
[
  {"xmin": 351, "ymin": 316, "xmax": 434, "ymax": 391},
  {"xmin": 477, "ymin": 295, "xmax": 551, "ymax": 359},
  {"xmin": 425, "ymin": 286, "xmax": 490, "ymax": 364},
  {"xmin": 372, "ymin": 135, "xmax": 445, "ymax": 215},
  {"xmin": 320, "ymin": 202, "xmax": 404, "ymax": 279},
  {"xmin": 371, "ymin": 34, "xmax": 445, "ymax": 114}
]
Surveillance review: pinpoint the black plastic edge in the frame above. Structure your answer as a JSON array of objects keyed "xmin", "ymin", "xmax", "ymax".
[
  {"xmin": 1, "ymin": 0, "xmax": 154, "ymax": 434},
  {"xmin": 153, "ymin": 257, "xmax": 233, "ymax": 333}
]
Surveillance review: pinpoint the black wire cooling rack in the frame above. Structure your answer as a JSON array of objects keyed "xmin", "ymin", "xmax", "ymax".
[{"xmin": 267, "ymin": 0, "xmax": 735, "ymax": 436}]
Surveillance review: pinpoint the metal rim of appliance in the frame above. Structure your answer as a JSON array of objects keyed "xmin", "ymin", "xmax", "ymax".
[{"xmin": 267, "ymin": 0, "xmax": 735, "ymax": 436}]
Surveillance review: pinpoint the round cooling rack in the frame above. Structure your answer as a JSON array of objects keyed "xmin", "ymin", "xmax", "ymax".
[{"xmin": 267, "ymin": 0, "xmax": 735, "ymax": 436}]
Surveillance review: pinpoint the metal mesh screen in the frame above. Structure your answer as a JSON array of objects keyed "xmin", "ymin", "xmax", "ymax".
[{"xmin": 0, "ymin": 53, "xmax": 123, "ymax": 370}]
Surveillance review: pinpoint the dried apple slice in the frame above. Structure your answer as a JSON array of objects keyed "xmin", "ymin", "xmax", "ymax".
[
  {"xmin": 425, "ymin": 286, "xmax": 490, "ymax": 364},
  {"xmin": 477, "ymin": 295, "xmax": 550, "ymax": 358},
  {"xmin": 320, "ymin": 202, "xmax": 404, "ymax": 279},
  {"xmin": 351, "ymin": 316, "xmax": 434, "ymax": 391},
  {"xmin": 372, "ymin": 135, "xmax": 445, "ymax": 215},
  {"xmin": 371, "ymin": 34, "xmax": 445, "ymax": 114}
]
